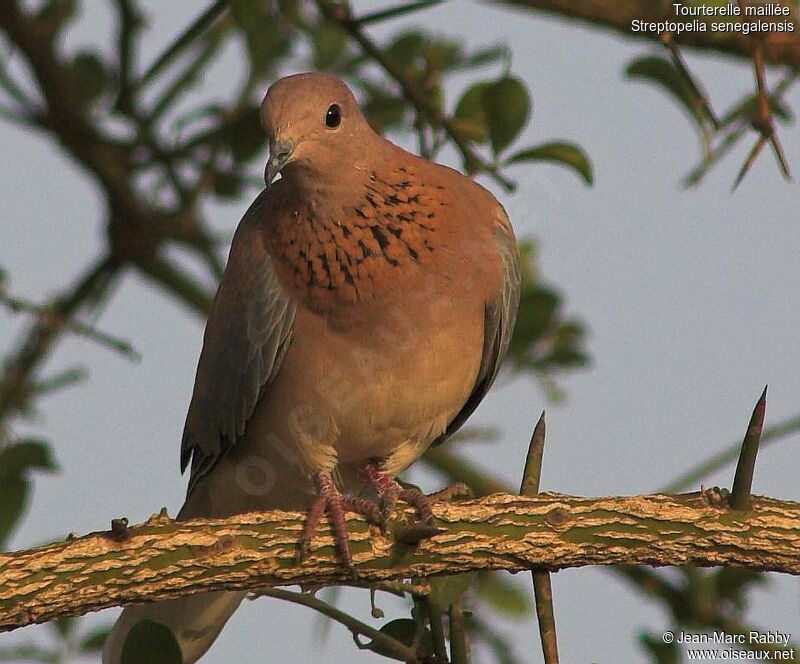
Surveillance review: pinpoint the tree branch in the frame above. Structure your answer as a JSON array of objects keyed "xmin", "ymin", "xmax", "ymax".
[
  {"xmin": 496, "ymin": 0, "xmax": 800, "ymax": 71},
  {"xmin": 0, "ymin": 255, "xmax": 122, "ymax": 427},
  {"xmin": 2, "ymin": 491, "xmax": 799, "ymax": 632}
]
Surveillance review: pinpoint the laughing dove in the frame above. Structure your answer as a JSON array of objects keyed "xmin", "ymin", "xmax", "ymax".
[{"xmin": 104, "ymin": 72, "xmax": 520, "ymax": 664}]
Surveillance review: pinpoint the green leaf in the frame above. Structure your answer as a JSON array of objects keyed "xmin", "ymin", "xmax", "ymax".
[
  {"xmin": 504, "ymin": 241, "xmax": 590, "ymax": 379},
  {"xmin": 386, "ymin": 30, "xmax": 427, "ymax": 73},
  {"xmin": 230, "ymin": 0, "xmax": 292, "ymax": 73},
  {"xmin": 505, "ymin": 141, "xmax": 593, "ymax": 185},
  {"xmin": 484, "ymin": 76, "xmax": 531, "ymax": 155},
  {"xmin": 212, "ymin": 171, "xmax": 243, "ymax": 198},
  {"xmin": 311, "ymin": 22, "xmax": 348, "ymax": 71},
  {"xmin": 453, "ymin": 82, "xmax": 492, "ymax": 144},
  {"xmin": 121, "ymin": 620, "xmax": 182, "ymax": 664},
  {"xmin": 224, "ymin": 107, "xmax": 264, "ymax": 164},
  {"xmin": 454, "ymin": 76, "xmax": 531, "ymax": 154},
  {"xmin": 721, "ymin": 92, "xmax": 794, "ymax": 128},
  {"xmin": 429, "ymin": 573, "xmax": 476, "ymax": 608},
  {"xmin": 51, "ymin": 616, "xmax": 77, "ymax": 640},
  {"xmin": 639, "ymin": 630, "xmax": 680, "ymax": 664},
  {"xmin": 361, "ymin": 83, "xmax": 410, "ymax": 134},
  {"xmin": 371, "ymin": 619, "xmax": 432, "ymax": 658},
  {"xmin": 35, "ymin": 0, "xmax": 78, "ymax": 37},
  {"xmin": 475, "ymin": 572, "xmax": 532, "ymax": 616},
  {"xmin": 70, "ymin": 51, "xmax": 109, "ymax": 103},
  {"xmin": 0, "ymin": 439, "xmax": 58, "ymax": 549},
  {"xmin": 0, "ymin": 643, "xmax": 59, "ymax": 663},
  {"xmin": 79, "ymin": 624, "xmax": 113, "ymax": 652},
  {"xmin": 452, "ymin": 45, "xmax": 508, "ymax": 71},
  {"xmin": 625, "ymin": 55, "xmax": 704, "ymax": 130}
]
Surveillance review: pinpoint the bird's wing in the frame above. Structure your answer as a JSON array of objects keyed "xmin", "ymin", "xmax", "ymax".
[
  {"xmin": 434, "ymin": 206, "xmax": 521, "ymax": 444},
  {"xmin": 181, "ymin": 189, "xmax": 297, "ymax": 492}
]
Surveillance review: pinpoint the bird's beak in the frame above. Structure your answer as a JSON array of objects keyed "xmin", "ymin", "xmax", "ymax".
[{"xmin": 265, "ymin": 139, "xmax": 295, "ymax": 186}]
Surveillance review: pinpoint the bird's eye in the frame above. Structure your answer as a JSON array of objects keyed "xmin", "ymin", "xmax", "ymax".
[{"xmin": 325, "ymin": 104, "xmax": 341, "ymax": 128}]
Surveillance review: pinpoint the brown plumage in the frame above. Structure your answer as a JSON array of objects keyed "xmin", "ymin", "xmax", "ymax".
[{"xmin": 104, "ymin": 72, "xmax": 520, "ymax": 664}]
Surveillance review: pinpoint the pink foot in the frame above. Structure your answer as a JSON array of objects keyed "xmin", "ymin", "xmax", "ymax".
[
  {"xmin": 298, "ymin": 473, "xmax": 381, "ymax": 570},
  {"xmin": 358, "ymin": 461, "xmax": 471, "ymax": 529}
]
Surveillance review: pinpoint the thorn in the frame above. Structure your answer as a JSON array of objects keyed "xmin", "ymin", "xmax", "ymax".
[
  {"xmin": 110, "ymin": 517, "xmax": 130, "ymax": 541},
  {"xmin": 732, "ymin": 135, "xmax": 766, "ymax": 191},
  {"xmin": 768, "ymin": 133, "xmax": 793, "ymax": 182},
  {"xmin": 660, "ymin": 32, "xmax": 720, "ymax": 130},
  {"xmin": 519, "ymin": 411, "xmax": 546, "ymax": 496},
  {"xmin": 730, "ymin": 386, "xmax": 767, "ymax": 511},
  {"xmin": 733, "ymin": 40, "xmax": 793, "ymax": 189},
  {"xmin": 145, "ymin": 507, "xmax": 172, "ymax": 525},
  {"xmin": 519, "ymin": 411, "xmax": 560, "ymax": 664}
]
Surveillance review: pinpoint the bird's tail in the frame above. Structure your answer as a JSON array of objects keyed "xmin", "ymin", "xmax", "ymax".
[
  {"xmin": 101, "ymin": 590, "xmax": 246, "ymax": 664},
  {"xmin": 102, "ymin": 448, "xmax": 316, "ymax": 664},
  {"xmin": 102, "ymin": 486, "xmax": 246, "ymax": 664}
]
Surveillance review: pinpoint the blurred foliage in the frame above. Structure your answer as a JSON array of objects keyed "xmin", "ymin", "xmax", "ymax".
[
  {"xmin": 0, "ymin": 439, "xmax": 57, "ymax": 550},
  {"xmin": 625, "ymin": 53, "xmax": 797, "ymax": 187},
  {"xmin": 640, "ymin": 631, "xmax": 681, "ymax": 664},
  {"xmin": 509, "ymin": 241, "xmax": 589, "ymax": 401},
  {"xmin": 0, "ymin": 617, "xmax": 110, "ymax": 664}
]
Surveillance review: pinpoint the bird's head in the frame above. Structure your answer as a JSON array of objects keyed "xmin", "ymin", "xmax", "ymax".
[{"xmin": 260, "ymin": 73, "xmax": 372, "ymax": 187}]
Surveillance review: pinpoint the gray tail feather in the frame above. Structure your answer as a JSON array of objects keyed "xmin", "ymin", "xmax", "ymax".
[
  {"xmin": 101, "ymin": 590, "xmax": 246, "ymax": 664},
  {"xmin": 102, "ymin": 439, "xmax": 317, "ymax": 662}
]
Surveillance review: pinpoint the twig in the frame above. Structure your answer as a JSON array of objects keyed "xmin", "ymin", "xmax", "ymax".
[
  {"xmin": 0, "ymin": 291, "xmax": 140, "ymax": 361},
  {"xmin": 423, "ymin": 597, "xmax": 449, "ymax": 663},
  {"xmin": 0, "ymin": 56, "xmax": 39, "ymax": 115},
  {"xmin": 613, "ymin": 565, "xmax": 796, "ymax": 659},
  {"xmin": 253, "ymin": 587, "xmax": 417, "ymax": 663},
  {"xmin": 732, "ymin": 24, "xmax": 792, "ymax": 189},
  {"xmin": 113, "ymin": 0, "xmax": 142, "ymax": 113},
  {"xmin": 355, "ymin": 1, "xmax": 445, "ymax": 27},
  {"xmin": 660, "ymin": 32, "xmax": 720, "ymax": 130},
  {"xmin": 752, "ymin": 44, "xmax": 792, "ymax": 182},
  {"xmin": 0, "ymin": 256, "xmax": 121, "ymax": 425},
  {"xmin": 448, "ymin": 601, "xmax": 469, "ymax": 664},
  {"xmin": 495, "ymin": 0, "xmax": 800, "ymax": 71},
  {"xmin": 0, "ymin": 103, "xmax": 39, "ymax": 128},
  {"xmin": 137, "ymin": 0, "xmax": 229, "ymax": 89},
  {"xmin": 134, "ymin": 254, "xmax": 213, "ymax": 316}
]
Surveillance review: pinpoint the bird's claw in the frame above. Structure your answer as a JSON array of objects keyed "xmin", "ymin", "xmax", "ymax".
[
  {"xmin": 360, "ymin": 462, "xmax": 472, "ymax": 532},
  {"xmin": 298, "ymin": 473, "xmax": 381, "ymax": 571}
]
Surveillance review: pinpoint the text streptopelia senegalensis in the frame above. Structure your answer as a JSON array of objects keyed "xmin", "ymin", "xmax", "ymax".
[{"xmin": 104, "ymin": 72, "xmax": 520, "ymax": 664}]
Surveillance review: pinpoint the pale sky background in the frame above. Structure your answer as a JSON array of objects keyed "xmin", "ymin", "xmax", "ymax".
[{"xmin": 2, "ymin": 1, "xmax": 799, "ymax": 663}]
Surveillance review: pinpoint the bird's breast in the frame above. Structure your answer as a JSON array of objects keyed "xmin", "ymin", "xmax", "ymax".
[
  {"xmin": 265, "ymin": 166, "xmax": 466, "ymax": 315},
  {"xmin": 249, "ymin": 294, "xmax": 485, "ymax": 475}
]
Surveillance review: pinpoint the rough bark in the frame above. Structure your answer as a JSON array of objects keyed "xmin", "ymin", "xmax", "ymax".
[
  {"xmin": 498, "ymin": 0, "xmax": 800, "ymax": 71},
  {"xmin": 2, "ymin": 490, "xmax": 799, "ymax": 632}
]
